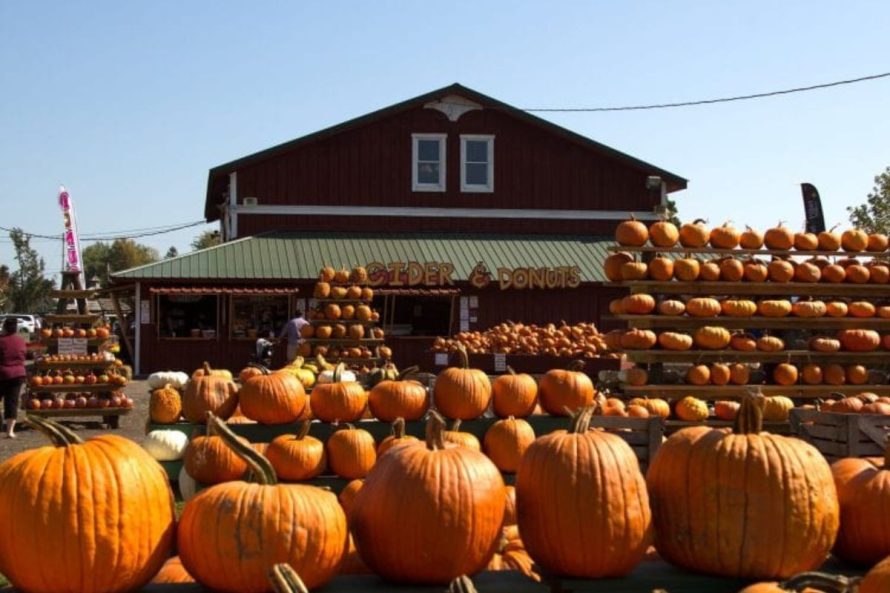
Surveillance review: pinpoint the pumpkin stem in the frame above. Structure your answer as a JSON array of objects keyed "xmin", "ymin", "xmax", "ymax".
[
  {"xmin": 296, "ymin": 420, "xmax": 311, "ymax": 441},
  {"xmin": 447, "ymin": 575, "xmax": 478, "ymax": 593},
  {"xmin": 396, "ymin": 365, "xmax": 420, "ymax": 380},
  {"xmin": 333, "ymin": 362, "xmax": 345, "ymax": 383},
  {"xmin": 781, "ymin": 571, "xmax": 857, "ymax": 593},
  {"xmin": 425, "ymin": 411, "xmax": 447, "ymax": 451},
  {"xmin": 268, "ymin": 563, "xmax": 309, "ymax": 593},
  {"xmin": 455, "ymin": 343, "xmax": 469, "ymax": 369},
  {"xmin": 202, "ymin": 361, "xmax": 212, "ymax": 375},
  {"xmin": 207, "ymin": 412, "xmax": 278, "ymax": 485},
  {"xmin": 569, "ymin": 406, "xmax": 595, "ymax": 434},
  {"xmin": 733, "ymin": 392, "xmax": 765, "ymax": 435},
  {"xmin": 451, "ymin": 419, "xmax": 462, "ymax": 432},
  {"xmin": 25, "ymin": 414, "xmax": 83, "ymax": 446},
  {"xmin": 506, "ymin": 365, "xmax": 516, "ymax": 376},
  {"xmin": 391, "ymin": 417, "xmax": 406, "ymax": 439},
  {"xmin": 567, "ymin": 359, "xmax": 586, "ymax": 372}
]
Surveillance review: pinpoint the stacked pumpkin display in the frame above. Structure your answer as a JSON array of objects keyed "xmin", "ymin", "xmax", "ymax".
[
  {"xmin": 303, "ymin": 266, "xmax": 388, "ymax": 370},
  {"xmin": 608, "ymin": 216, "xmax": 890, "ymax": 418},
  {"xmin": 430, "ymin": 320, "xmax": 614, "ymax": 358},
  {"xmin": 26, "ymin": 320, "xmax": 133, "ymax": 414}
]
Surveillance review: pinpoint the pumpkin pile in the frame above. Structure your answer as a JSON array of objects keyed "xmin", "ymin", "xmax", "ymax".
[
  {"xmin": 615, "ymin": 217, "xmax": 888, "ymax": 255},
  {"xmin": 302, "ymin": 267, "xmax": 386, "ymax": 365},
  {"xmin": 430, "ymin": 320, "xmax": 613, "ymax": 358}
]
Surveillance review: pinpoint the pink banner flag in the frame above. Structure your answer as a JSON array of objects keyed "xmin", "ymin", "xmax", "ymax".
[{"xmin": 58, "ymin": 186, "xmax": 83, "ymax": 273}]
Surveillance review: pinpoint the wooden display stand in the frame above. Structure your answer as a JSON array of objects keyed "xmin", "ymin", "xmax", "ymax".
[
  {"xmin": 307, "ymin": 275, "xmax": 386, "ymax": 369},
  {"xmin": 791, "ymin": 408, "xmax": 890, "ymax": 460},
  {"xmin": 607, "ymin": 246, "xmax": 890, "ymax": 418},
  {"xmin": 25, "ymin": 272, "xmax": 131, "ymax": 428}
]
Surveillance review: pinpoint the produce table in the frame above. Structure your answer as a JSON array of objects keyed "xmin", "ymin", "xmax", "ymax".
[{"xmin": 136, "ymin": 559, "xmax": 863, "ymax": 592}]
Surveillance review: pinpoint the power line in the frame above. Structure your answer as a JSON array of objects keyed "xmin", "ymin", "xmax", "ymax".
[
  {"xmin": 524, "ymin": 70, "xmax": 890, "ymax": 112},
  {"xmin": 0, "ymin": 220, "xmax": 209, "ymax": 242}
]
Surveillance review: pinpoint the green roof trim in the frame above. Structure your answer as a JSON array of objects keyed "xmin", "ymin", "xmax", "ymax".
[{"xmin": 111, "ymin": 232, "xmax": 616, "ymax": 283}]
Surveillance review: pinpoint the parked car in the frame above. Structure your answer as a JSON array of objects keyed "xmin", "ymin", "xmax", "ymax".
[{"xmin": 0, "ymin": 314, "xmax": 41, "ymax": 337}]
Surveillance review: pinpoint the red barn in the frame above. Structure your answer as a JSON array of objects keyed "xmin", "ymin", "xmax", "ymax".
[{"xmin": 113, "ymin": 83, "xmax": 686, "ymax": 374}]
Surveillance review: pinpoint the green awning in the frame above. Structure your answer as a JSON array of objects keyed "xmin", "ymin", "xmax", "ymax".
[{"xmin": 112, "ymin": 231, "xmax": 615, "ymax": 283}]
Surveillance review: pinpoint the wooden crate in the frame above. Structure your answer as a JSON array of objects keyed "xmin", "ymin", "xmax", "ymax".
[{"xmin": 790, "ymin": 408, "xmax": 890, "ymax": 460}]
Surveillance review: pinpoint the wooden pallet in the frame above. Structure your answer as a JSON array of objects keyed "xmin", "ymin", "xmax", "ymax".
[
  {"xmin": 612, "ymin": 314, "xmax": 890, "ymax": 330},
  {"xmin": 790, "ymin": 408, "xmax": 890, "ymax": 460},
  {"xmin": 621, "ymin": 384, "xmax": 890, "ymax": 398}
]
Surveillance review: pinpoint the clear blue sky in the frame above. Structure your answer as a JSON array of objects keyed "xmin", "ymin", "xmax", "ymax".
[{"xmin": 2, "ymin": 1, "xmax": 889, "ymax": 275}]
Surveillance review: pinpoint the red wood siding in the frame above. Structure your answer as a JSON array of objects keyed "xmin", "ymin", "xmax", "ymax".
[
  {"xmin": 237, "ymin": 213, "xmax": 624, "ymax": 237},
  {"xmin": 234, "ymin": 106, "xmax": 661, "ymax": 237}
]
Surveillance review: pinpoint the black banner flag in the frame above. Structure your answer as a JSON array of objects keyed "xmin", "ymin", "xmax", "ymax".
[{"xmin": 801, "ymin": 183, "xmax": 826, "ymax": 233}]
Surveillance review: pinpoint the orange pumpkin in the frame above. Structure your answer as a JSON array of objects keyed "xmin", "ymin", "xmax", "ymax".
[
  {"xmin": 658, "ymin": 331, "xmax": 693, "ymax": 351},
  {"xmin": 150, "ymin": 556, "xmax": 195, "ymax": 585},
  {"xmin": 615, "ymin": 216, "xmax": 649, "ymax": 246},
  {"xmin": 842, "ymin": 228, "xmax": 869, "ymax": 252},
  {"xmin": 730, "ymin": 332, "xmax": 757, "ymax": 352},
  {"xmin": 312, "ymin": 363, "xmax": 369, "ymax": 423},
  {"xmin": 239, "ymin": 367, "xmax": 307, "ymax": 424},
  {"xmin": 729, "ymin": 363, "xmax": 750, "ymax": 385},
  {"xmin": 743, "ymin": 260, "xmax": 769, "ymax": 282},
  {"xmin": 657, "ymin": 299, "xmax": 686, "ymax": 316},
  {"xmin": 767, "ymin": 259, "xmax": 795, "ymax": 282},
  {"xmin": 674, "ymin": 258, "xmax": 701, "ymax": 281},
  {"xmin": 433, "ymin": 346, "xmax": 491, "ymax": 419},
  {"xmin": 0, "ymin": 415, "xmax": 175, "ymax": 593},
  {"xmin": 621, "ymin": 293, "xmax": 656, "ymax": 315},
  {"xmin": 484, "ymin": 416, "xmax": 536, "ymax": 473},
  {"xmin": 686, "ymin": 364, "xmax": 711, "ymax": 386},
  {"xmin": 368, "ymin": 367, "xmax": 429, "ymax": 422},
  {"xmin": 647, "ymin": 255, "xmax": 675, "ymax": 281},
  {"xmin": 539, "ymin": 361, "xmax": 595, "ymax": 416},
  {"xmin": 739, "ymin": 225, "xmax": 764, "ymax": 249},
  {"xmin": 675, "ymin": 396, "xmax": 709, "ymax": 421},
  {"xmin": 710, "ymin": 363, "xmax": 731, "ymax": 386},
  {"xmin": 793, "ymin": 231, "xmax": 819, "ymax": 251},
  {"xmin": 677, "ymin": 219, "xmax": 710, "ymax": 247},
  {"xmin": 326, "ymin": 423, "xmax": 376, "ymax": 479},
  {"xmin": 710, "ymin": 221, "xmax": 740, "ymax": 249},
  {"xmin": 801, "ymin": 363, "xmax": 823, "ymax": 385},
  {"xmin": 758, "ymin": 299, "xmax": 792, "ymax": 317},
  {"xmin": 686, "ymin": 297, "xmax": 721, "ymax": 317},
  {"xmin": 699, "ymin": 260, "xmax": 722, "ymax": 281},
  {"xmin": 182, "ymin": 362, "xmax": 239, "ymax": 423},
  {"xmin": 824, "ymin": 364, "xmax": 847, "ymax": 386},
  {"xmin": 764, "ymin": 222, "xmax": 794, "ymax": 250},
  {"xmin": 693, "ymin": 326, "xmax": 731, "ymax": 350},
  {"xmin": 849, "ymin": 301, "xmax": 876, "ymax": 318},
  {"xmin": 350, "ymin": 413, "xmax": 504, "ymax": 584},
  {"xmin": 492, "ymin": 367, "xmax": 538, "ymax": 418},
  {"xmin": 376, "ymin": 417, "xmax": 420, "ymax": 457},
  {"xmin": 721, "ymin": 299, "xmax": 757, "ymax": 317},
  {"xmin": 818, "ymin": 226, "xmax": 842, "ymax": 251},
  {"xmin": 846, "ymin": 264, "xmax": 871, "ymax": 284},
  {"xmin": 773, "ymin": 363, "xmax": 799, "ymax": 386},
  {"xmin": 868, "ymin": 263, "xmax": 890, "ymax": 284},
  {"xmin": 714, "ymin": 400, "xmax": 740, "ymax": 421},
  {"xmin": 825, "ymin": 301, "xmax": 849, "ymax": 317},
  {"xmin": 794, "ymin": 261, "xmax": 821, "ymax": 283},
  {"xmin": 604, "ymin": 252, "xmax": 634, "ymax": 282},
  {"xmin": 838, "ymin": 329, "xmax": 881, "ymax": 352},
  {"xmin": 822, "ymin": 264, "xmax": 846, "ymax": 283},
  {"xmin": 516, "ymin": 408, "xmax": 651, "ymax": 577},
  {"xmin": 621, "ymin": 261, "xmax": 648, "ymax": 281},
  {"xmin": 647, "ymin": 396, "xmax": 839, "ymax": 579},
  {"xmin": 719, "ymin": 258, "xmax": 745, "ymax": 281},
  {"xmin": 649, "ymin": 220, "xmax": 679, "ymax": 247},
  {"xmin": 265, "ymin": 421, "xmax": 327, "ymax": 480},
  {"xmin": 620, "ymin": 329, "xmax": 658, "ymax": 350}
]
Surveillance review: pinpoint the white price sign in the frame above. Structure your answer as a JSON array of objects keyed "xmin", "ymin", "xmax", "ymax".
[
  {"xmin": 434, "ymin": 352, "xmax": 449, "ymax": 366},
  {"xmin": 493, "ymin": 353, "xmax": 507, "ymax": 372},
  {"xmin": 57, "ymin": 338, "xmax": 88, "ymax": 356}
]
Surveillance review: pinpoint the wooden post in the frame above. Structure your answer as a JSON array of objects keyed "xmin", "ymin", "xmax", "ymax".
[
  {"xmin": 845, "ymin": 414, "xmax": 860, "ymax": 458},
  {"xmin": 109, "ymin": 291, "xmax": 135, "ymax": 364},
  {"xmin": 647, "ymin": 416, "xmax": 665, "ymax": 468}
]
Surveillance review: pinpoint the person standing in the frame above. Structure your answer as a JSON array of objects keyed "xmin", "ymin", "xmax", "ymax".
[
  {"xmin": 279, "ymin": 310, "xmax": 309, "ymax": 362},
  {"xmin": 0, "ymin": 317, "xmax": 27, "ymax": 438}
]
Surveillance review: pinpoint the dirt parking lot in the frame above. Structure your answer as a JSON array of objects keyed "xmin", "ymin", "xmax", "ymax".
[{"xmin": 0, "ymin": 379, "xmax": 151, "ymax": 462}]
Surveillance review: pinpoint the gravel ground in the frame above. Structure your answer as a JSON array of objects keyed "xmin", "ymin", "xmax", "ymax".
[{"xmin": 0, "ymin": 379, "xmax": 151, "ymax": 462}]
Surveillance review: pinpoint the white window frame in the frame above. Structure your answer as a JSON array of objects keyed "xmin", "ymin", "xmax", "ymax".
[
  {"xmin": 460, "ymin": 135, "xmax": 494, "ymax": 193},
  {"xmin": 411, "ymin": 133, "xmax": 447, "ymax": 192}
]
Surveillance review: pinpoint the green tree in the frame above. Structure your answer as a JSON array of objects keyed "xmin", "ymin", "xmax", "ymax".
[
  {"xmin": 6, "ymin": 229, "xmax": 54, "ymax": 312},
  {"xmin": 664, "ymin": 197, "xmax": 681, "ymax": 227},
  {"xmin": 0, "ymin": 265, "xmax": 10, "ymax": 312},
  {"xmin": 191, "ymin": 229, "xmax": 221, "ymax": 251},
  {"xmin": 848, "ymin": 166, "xmax": 890, "ymax": 233},
  {"xmin": 81, "ymin": 239, "xmax": 159, "ymax": 286},
  {"xmin": 165, "ymin": 246, "xmax": 179, "ymax": 259}
]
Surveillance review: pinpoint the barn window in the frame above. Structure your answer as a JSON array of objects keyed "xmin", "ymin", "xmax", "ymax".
[
  {"xmin": 411, "ymin": 133, "xmax": 446, "ymax": 191},
  {"xmin": 460, "ymin": 135, "xmax": 494, "ymax": 192}
]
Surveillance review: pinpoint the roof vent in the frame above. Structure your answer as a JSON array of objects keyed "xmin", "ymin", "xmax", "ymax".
[{"xmin": 242, "ymin": 197, "xmax": 259, "ymax": 207}]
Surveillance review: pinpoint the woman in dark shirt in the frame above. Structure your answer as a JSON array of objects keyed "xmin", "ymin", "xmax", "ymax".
[{"xmin": 0, "ymin": 317, "xmax": 27, "ymax": 438}]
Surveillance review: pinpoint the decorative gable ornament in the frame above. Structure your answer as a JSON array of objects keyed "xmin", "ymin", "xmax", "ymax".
[{"xmin": 423, "ymin": 95, "xmax": 483, "ymax": 122}]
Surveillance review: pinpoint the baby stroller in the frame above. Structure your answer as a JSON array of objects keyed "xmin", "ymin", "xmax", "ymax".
[{"xmin": 253, "ymin": 338, "xmax": 275, "ymax": 368}]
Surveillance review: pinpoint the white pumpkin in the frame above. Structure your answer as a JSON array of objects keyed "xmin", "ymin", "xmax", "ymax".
[
  {"xmin": 142, "ymin": 429, "xmax": 189, "ymax": 461},
  {"xmin": 316, "ymin": 368, "xmax": 357, "ymax": 384},
  {"xmin": 178, "ymin": 465, "xmax": 198, "ymax": 502},
  {"xmin": 147, "ymin": 370, "xmax": 189, "ymax": 390}
]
